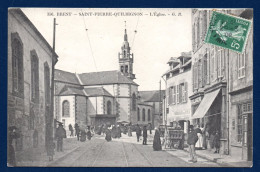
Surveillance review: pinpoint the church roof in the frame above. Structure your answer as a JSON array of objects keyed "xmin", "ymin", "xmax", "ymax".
[
  {"xmin": 59, "ymin": 86, "xmax": 85, "ymax": 96},
  {"xmin": 84, "ymin": 87, "xmax": 113, "ymax": 97},
  {"xmin": 55, "ymin": 69, "xmax": 80, "ymax": 84},
  {"xmin": 78, "ymin": 70, "xmax": 138, "ymax": 86},
  {"xmin": 139, "ymin": 90, "xmax": 165, "ymax": 102}
]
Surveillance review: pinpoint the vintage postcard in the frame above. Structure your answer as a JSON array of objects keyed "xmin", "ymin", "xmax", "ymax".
[{"xmin": 7, "ymin": 8, "xmax": 253, "ymax": 167}]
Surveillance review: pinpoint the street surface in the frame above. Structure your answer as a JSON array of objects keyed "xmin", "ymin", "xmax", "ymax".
[{"xmin": 48, "ymin": 134, "xmax": 225, "ymax": 167}]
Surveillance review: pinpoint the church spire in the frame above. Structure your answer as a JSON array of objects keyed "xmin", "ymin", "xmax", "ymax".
[
  {"xmin": 124, "ymin": 21, "xmax": 128, "ymax": 41},
  {"xmin": 118, "ymin": 21, "xmax": 135, "ymax": 80}
]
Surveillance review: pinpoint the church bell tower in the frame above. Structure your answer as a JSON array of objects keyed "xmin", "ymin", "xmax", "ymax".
[{"xmin": 118, "ymin": 22, "xmax": 135, "ymax": 80}]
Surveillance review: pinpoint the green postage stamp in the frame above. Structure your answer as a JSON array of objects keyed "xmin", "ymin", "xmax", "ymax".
[{"xmin": 205, "ymin": 11, "xmax": 252, "ymax": 53}]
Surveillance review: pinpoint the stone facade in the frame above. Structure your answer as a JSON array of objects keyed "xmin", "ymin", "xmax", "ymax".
[
  {"xmin": 163, "ymin": 52, "xmax": 192, "ymax": 134},
  {"xmin": 8, "ymin": 9, "xmax": 57, "ymax": 151}
]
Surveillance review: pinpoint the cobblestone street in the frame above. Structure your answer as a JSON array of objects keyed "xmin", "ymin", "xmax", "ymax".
[{"xmin": 17, "ymin": 133, "xmax": 227, "ymax": 167}]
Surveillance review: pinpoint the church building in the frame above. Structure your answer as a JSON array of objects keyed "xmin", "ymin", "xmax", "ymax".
[{"xmin": 54, "ymin": 28, "xmax": 144, "ymax": 130}]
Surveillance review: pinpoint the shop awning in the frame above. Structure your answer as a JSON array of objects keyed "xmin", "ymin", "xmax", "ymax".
[{"xmin": 191, "ymin": 89, "xmax": 221, "ymax": 119}]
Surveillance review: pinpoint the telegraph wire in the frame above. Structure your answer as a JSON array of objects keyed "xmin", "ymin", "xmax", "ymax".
[
  {"xmin": 81, "ymin": 9, "xmax": 98, "ymax": 72},
  {"xmin": 131, "ymin": 12, "xmax": 140, "ymax": 50}
]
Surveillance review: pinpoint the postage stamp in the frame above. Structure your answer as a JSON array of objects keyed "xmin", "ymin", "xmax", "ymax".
[{"xmin": 205, "ymin": 11, "xmax": 252, "ymax": 53}]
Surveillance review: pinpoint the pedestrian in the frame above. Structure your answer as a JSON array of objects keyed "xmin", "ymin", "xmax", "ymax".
[
  {"xmin": 56, "ymin": 123, "xmax": 66, "ymax": 152},
  {"xmin": 195, "ymin": 125, "xmax": 203, "ymax": 149},
  {"xmin": 105, "ymin": 127, "xmax": 112, "ymax": 142},
  {"xmin": 127, "ymin": 125, "xmax": 132, "ymax": 137},
  {"xmin": 7, "ymin": 126, "xmax": 20, "ymax": 167},
  {"xmin": 187, "ymin": 124, "xmax": 202, "ymax": 163},
  {"xmin": 149, "ymin": 123, "xmax": 152, "ymax": 134},
  {"xmin": 69, "ymin": 124, "xmax": 74, "ymax": 137},
  {"xmin": 86, "ymin": 126, "xmax": 92, "ymax": 140},
  {"xmin": 74, "ymin": 123, "xmax": 80, "ymax": 141},
  {"xmin": 143, "ymin": 126, "xmax": 148, "ymax": 145},
  {"xmin": 111, "ymin": 125, "xmax": 117, "ymax": 138},
  {"xmin": 80, "ymin": 129, "xmax": 87, "ymax": 142},
  {"xmin": 136, "ymin": 124, "xmax": 141, "ymax": 142},
  {"xmin": 117, "ymin": 125, "xmax": 122, "ymax": 138},
  {"xmin": 214, "ymin": 130, "xmax": 220, "ymax": 153},
  {"xmin": 153, "ymin": 128, "xmax": 162, "ymax": 151}
]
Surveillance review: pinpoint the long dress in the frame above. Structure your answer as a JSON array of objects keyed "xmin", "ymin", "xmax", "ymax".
[
  {"xmin": 195, "ymin": 133, "xmax": 203, "ymax": 149},
  {"xmin": 111, "ymin": 126, "xmax": 117, "ymax": 138},
  {"xmin": 80, "ymin": 130, "xmax": 86, "ymax": 142},
  {"xmin": 105, "ymin": 129, "xmax": 112, "ymax": 142},
  {"xmin": 153, "ymin": 130, "xmax": 162, "ymax": 151},
  {"xmin": 128, "ymin": 127, "xmax": 132, "ymax": 137},
  {"xmin": 86, "ymin": 130, "xmax": 92, "ymax": 140}
]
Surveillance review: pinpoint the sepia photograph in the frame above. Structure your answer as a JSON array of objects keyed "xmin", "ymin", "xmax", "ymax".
[{"xmin": 7, "ymin": 8, "xmax": 253, "ymax": 167}]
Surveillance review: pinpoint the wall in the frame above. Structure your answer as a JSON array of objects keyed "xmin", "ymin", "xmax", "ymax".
[
  {"xmin": 75, "ymin": 95, "xmax": 87, "ymax": 127},
  {"xmin": 8, "ymin": 10, "xmax": 53, "ymax": 150}
]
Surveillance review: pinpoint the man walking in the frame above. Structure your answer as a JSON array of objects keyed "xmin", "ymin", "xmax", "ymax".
[
  {"xmin": 56, "ymin": 123, "xmax": 66, "ymax": 152},
  {"xmin": 187, "ymin": 124, "xmax": 202, "ymax": 163},
  {"xmin": 74, "ymin": 123, "xmax": 80, "ymax": 141},
  {"xmin": 143, "ymin": 126, "xmax": 148, "ymax": 145},
  {"xmin": 136, "ymin": 124, "xmax": 141, "ymax": 142},
  {"xmin": 69, "ymin": 124, "xmax": 74, "ymax": 137}
]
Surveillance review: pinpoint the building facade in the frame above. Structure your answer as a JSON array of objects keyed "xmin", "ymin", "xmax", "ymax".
[
  {"xmin": 8, "ymin": 9, "xmax": 58, "ymax": 151},
  {"xmin": 163, "ymin": 52, "xmax": 192, "ymax": 133},
  {"xmin": 228, "ymin": 9, "xmax": 253, "ymax": 161},
  {"xmin": 190, "ymin": 9, "xmax": 253, "ymax": 161}
]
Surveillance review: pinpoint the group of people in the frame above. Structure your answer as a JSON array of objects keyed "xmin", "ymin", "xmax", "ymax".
[{"xmin": 187, "ymin": 124, "xmax": 220, "ymax": 163}]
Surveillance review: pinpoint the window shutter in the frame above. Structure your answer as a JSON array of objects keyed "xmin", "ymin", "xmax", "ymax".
[
  {"xmin": 167, "ymin": 88, "xmax": 170, "ymax": 105},
  {"xmin": 173, "ymin": 86, "xmax": 176, "ymax": 104},
  {"xmin": 169, "ymin": 87, "xmax": 172, "ymax": 104},
  {"xmin": 184, "ymin": 82, "xmax": 188, "ymax": 103},
  {"xmin": 176, "ymin": 85, "xmax": 179, "ymax": 104}
]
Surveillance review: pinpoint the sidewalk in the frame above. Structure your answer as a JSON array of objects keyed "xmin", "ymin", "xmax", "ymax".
[
  {"xmin": 16, "ymin": 137, "xmax": 82, "ymax": 167},
  {"xmin": 182, "ymin": 147, "xmax": 252, "ymax": 167}
]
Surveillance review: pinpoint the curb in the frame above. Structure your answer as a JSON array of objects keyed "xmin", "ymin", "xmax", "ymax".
[{"xmin": 182, "ymin": 148, "xmax": 233, "ymax": 167}]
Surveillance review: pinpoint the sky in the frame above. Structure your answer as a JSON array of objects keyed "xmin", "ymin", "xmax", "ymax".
[{"xmin": 21, "ymin": 8, "xmax": 192, "ymax": 91}]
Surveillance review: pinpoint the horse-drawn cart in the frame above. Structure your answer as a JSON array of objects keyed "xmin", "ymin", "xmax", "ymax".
[{"xmin": 163, "ymin": 127, "xmax": 184, "ymax": 149}]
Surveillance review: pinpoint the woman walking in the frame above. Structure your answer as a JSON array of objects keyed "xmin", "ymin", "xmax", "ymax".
[{"xmin": 153, "ymin": 128, "xmax": 162, "ymax": 151}]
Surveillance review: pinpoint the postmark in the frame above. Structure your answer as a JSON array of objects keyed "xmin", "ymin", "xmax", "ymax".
[{"xmin": 205, "ymin": 11, "xmax": 252, "ymax": 53}]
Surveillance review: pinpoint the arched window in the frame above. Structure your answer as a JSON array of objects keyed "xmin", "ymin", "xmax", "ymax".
[
  {"xmin": 142, "ymin": 108, "xmax": 145, "ymax": 121},
  {"xmin": 148, "ymin": 109, "xmax": 151, "ymax": 121},
  {"xmin": 31, "ymin": 50, "xmax": 39, "ymax": 103},
  {"xmin": 62, "ymin": 100, "xmax": 70, "ymax": 117},
  {"xmin": 44, "ymin": 63, "xmax": 50, "ymax": 105},
  {"xmin": 121, "ymin": 66, "xmax": 124, "ymax": 73},
  {"xmin": 29, "ymin": 106, "xmax": 35, "ymax": 130},
  {"xmin": 132, "ymin": 93, "xmax": 136, "ymax": 110},
  {"xmin": 11, "ymin": 33, "xmax": 24, "ymax": 96},
  {"xmin": 137, "ymin": 108, "xmax": 140, "ymax": 121},
  {"xmin": 107, "ymin": 100, "xmax": 112, "ymax": 115}
]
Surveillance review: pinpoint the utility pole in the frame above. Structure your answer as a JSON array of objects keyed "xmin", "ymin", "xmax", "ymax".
[{"xmin": 51, "ymin": 18, "xmax": 57, "ymax": 142}]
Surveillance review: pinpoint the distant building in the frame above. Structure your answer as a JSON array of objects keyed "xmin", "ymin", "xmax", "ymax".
[
  {"xmin": 162, "ymin": 52, "xmax": 192, "ymax": 133},
  {"xmin": 138, "ymin": 90, "xmax": 165, "ymax": 128},
  {"xmin": 8, "ymin": 9, "xmax": 58, "ymax": 151}
]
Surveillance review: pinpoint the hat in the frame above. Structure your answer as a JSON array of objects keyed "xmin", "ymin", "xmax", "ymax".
[{"xmin": 58, "ymin": 123, "xmax": 63, "ymax": 126}]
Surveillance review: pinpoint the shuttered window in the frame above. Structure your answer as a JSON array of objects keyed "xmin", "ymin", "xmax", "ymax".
[
  {"xmin": 238, "ymin": 53, "xmax": 246, "ymax": 79},
  {"xmin": 176, "ymin": 85, "xmax": 179, "ymax": 104}
]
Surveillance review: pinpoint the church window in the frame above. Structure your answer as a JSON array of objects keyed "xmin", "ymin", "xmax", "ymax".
[
  {"xmin": 107, "ymin": 100, "xmax": 112, "ymax": 115},
  {"xmin": 11, "ymin": 33, "xmax": 24, "ymax": 96},
  {"xmin": 148, "ymin": 109, "xmax": 151, "ymax": 121},
  {"xmin": 31, "ymin": 50, "xmax": 39, "ymax": 103},
  {"xmin": 142, "ymin": 108, "xmax": 146, "ymax": 121},
  {"xmin": 44, "ymin": 63, "xmax": 50, "ymax": 106},
  {"xmin": 137, "ymin": 108, "xmax": 140, "ymax": 121},
  {"xmin": 132, "ymin": 93, "xmax": 136, "ymax": 110},
  {"xmin": 62, "ymin": 100, "xmax": 70, "ymax": 117},
  {"xmin": 121, "ymin": 66, "xmax": 124, "ymax": 73},
  {"xmin": 29, "ymin": 106, "xmax": 35, "ymax": 130}
]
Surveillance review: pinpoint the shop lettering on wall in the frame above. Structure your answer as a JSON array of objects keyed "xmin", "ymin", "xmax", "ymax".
[{"xmin": 175, "ymin": 109, "xmax": 190, "ymax": 115}]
